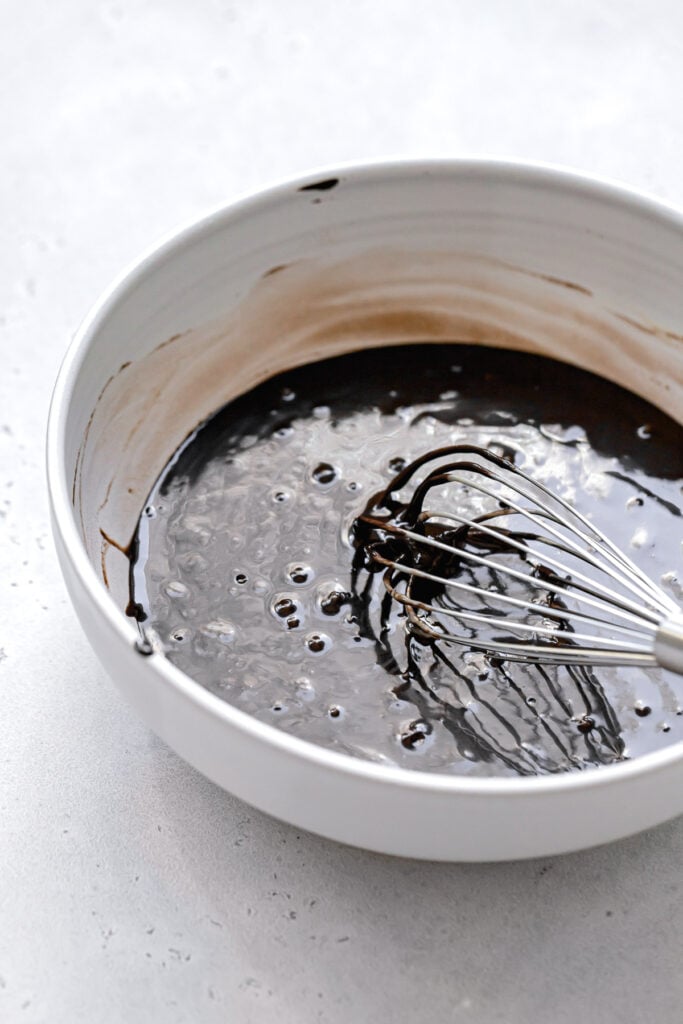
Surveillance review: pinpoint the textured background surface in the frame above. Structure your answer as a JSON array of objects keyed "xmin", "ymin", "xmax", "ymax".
[{"xmin": 2, "ymin": 1, "xmax": 682, "ymax": 1020}]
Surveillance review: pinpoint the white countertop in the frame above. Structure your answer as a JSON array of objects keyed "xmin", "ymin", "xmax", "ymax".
[{"xmin": 2, "ymin": 2, "xmax": 682, "ymax": 1020}]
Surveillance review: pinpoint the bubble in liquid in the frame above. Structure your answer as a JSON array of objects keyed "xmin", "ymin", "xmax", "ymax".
[
  {"xmin": 305, "ymin": 632, "xmax": 330, "ymax": 654},
  {"xmin": 629, "ymin": 527, "xmax": 648, "ymax": 549},
  {"xmin": 164, "ymin": 580, "xmax": 189, "ymax": 600},
  {"xmin": 178, "ymin": 515, "xmax": 211, "ymax": 545},
  {"xmin": 200, "ymin": 619, "xmax": 236, "ymax": 645},
  {"xmin": 169, "ymin": 626, "xmax": 191, "ymax": 645},
  {"xmin": 235, "ymin": 572, "xmax": 248, "ymax": 584},
  {"xmin": 281, "ymin": 387, "xmax": 296, "ymax": 402},
  {"xmin": 311, "ymin": 462, "xmax": 338, "ymax": 486},
  {"xmin": 637, "ymin": 424, "xmax": 652, "ymax": 439},
  {"xmin": 286, "ymin": 562, "xmax": 314, "ymax": 586},
  {"xmin": 400, "ymin": 720, "xmax": 429, "ymax": 750},
  {"xmin": 272, "ymin": 595, "xmax": 298, "ymax": 618},
  {"xmin": 661, "ymin": 572, "xmax": 683, "ymax": 599},
  {"xmin": 388, "ymin": 456, "xmax": 406, "ymax": 473},
  {"xmin": 626, "ymin": 495, "xmax": 644, "ymax": 509},
  {"xmin": 295, "ymin": 676, "xmax": 316, "ymax": 701},
  {"xmin": 319, "ymin": 588, "xmax": 350, "ymax": 616}
]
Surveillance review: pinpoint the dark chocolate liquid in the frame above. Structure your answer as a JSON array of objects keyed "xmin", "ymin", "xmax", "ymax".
[{"xmin": 129, "ymin": 345, "xmax": 683, "ymax": 777}]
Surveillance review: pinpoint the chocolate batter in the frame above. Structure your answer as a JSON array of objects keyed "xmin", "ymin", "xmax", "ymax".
[{"xmin": 129, "ymin": 345, "xmax": 683, "ymax": 777}]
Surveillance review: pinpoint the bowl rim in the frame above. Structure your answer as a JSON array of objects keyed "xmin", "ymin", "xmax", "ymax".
[{"xmin": 46, "ymin": 156, "xmax": 683, "ymax": 798}]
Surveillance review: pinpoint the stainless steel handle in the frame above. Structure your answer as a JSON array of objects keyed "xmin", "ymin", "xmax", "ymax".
[{"xmin": 654, "ymin": 614, "xmax": 683, "ymax": 675}]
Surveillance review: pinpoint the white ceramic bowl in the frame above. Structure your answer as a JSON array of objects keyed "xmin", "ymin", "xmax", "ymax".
[{"xmin": 47, "ymin": 160, "xmax": 683, "ymax": 861}]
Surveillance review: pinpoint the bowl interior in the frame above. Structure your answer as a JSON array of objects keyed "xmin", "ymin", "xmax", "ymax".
[{"xmin": 64, "ymin": 164, "xmax": 683, "ymax": 625}]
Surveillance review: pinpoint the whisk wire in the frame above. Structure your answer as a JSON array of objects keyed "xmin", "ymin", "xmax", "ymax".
[
  {"xmin": 372, "ymin": 551, "xmax": 657, "ymax": 642},
  {"xmin": 368, "ymin": 517, "xmax": 664, "ymax": 631},
  {"xmin": 420, "ymin": 501, "xmax": 665, "ymax": 623},
  {"xmin": 353, "ymin": 443, "xmax": 683, "ymax": 672},
  {"xmin": 443, "ymin": 468, "xmax": 676, "ymax": 617}
]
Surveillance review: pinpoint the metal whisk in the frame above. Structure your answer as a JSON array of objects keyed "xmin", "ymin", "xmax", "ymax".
[{"xmin": 353, "ymin": 445, "xmax": 683, "ymax": 674}]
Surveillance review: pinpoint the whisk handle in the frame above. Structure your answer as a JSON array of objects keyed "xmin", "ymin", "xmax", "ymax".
[{"xmin": 654, "ymin": 615, "xmax": 683, "ymax": 675}]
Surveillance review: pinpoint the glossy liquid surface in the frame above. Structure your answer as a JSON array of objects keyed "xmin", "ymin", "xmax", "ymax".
[{"xmin": 130, "ymin": 345, "xmax": 683, "ymax": 776}]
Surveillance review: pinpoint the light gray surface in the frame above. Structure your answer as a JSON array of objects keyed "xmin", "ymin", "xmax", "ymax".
[{"xmin": 2, "ymin": 1, "xmax": 682, "ymax": 1020}]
